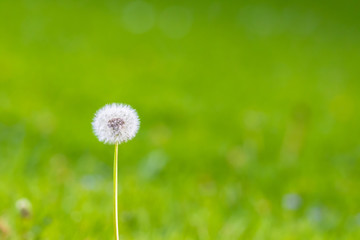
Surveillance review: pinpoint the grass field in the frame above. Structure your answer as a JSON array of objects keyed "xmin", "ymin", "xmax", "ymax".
[{"xmin": 1, "ymin": 0, "xmax": 360, "ymax": 239}]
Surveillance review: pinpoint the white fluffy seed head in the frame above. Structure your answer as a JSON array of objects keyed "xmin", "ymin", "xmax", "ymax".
[
  {"xmin": 92, "ymin": 103, "xmax": 140, "ymax": 144},
  {"xmin": 15, "ymin": 198, "xmax": 32, "ymax": 218}
]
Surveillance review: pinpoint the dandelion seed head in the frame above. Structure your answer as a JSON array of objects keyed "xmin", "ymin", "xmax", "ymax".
[
  {"xmin": 92, "ymin": 103, "xmax": 140, "ymax": 144},
  {"xmin": 15, "ymin": 198, "xmax": 32, "ymax": 218}
]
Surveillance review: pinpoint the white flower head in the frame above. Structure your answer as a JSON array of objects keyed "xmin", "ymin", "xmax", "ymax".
[
  {"xmin": 92, "ymin": 103, "xmax": 140, "ymax": 144},
  {"xmin": 15, "ymin": 198, "xmax": 32, "ymax": 218}
]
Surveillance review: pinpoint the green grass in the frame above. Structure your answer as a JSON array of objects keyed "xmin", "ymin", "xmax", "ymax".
[{"xmin": 1, "ymin": 0, "xmax": 360, "ymax": 239}]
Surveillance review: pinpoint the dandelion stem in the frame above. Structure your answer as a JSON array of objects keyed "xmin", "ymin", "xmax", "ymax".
[{"xmin": 114, "ymin": 142, "xmax": 119, "ymax": 240}]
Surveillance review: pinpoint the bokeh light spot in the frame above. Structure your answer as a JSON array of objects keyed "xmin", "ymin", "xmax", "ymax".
[
  {"xmin": 122, "ymin": 1, "xmax": 155, "ymax": 34},
  {"xmin": 159, "ymin": 6, "xmax": 193, "ymax": 39}
]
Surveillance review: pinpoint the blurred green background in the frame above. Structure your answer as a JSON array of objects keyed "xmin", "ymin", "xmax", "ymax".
[{"xmin": 1, "ymin": 0, "xmax": 360, "ymax": 239}]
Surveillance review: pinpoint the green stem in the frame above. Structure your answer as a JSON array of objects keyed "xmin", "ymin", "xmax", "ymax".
[{"xmin": 114, "ymin": 142, "xmax": 119, "ymax": 240}]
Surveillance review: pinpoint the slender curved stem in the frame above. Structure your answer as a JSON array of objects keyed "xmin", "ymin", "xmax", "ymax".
[{"xmin": 114, "ymin": 142, "xmax": 119, "ymax": 240}]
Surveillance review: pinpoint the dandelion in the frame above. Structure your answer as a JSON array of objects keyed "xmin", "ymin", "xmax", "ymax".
[
  {"xmin": 15, "ymin": 198, "xmax": 32, "ymax": 219},
  {"xmin": 92, "ymin": 103, "xmax": 140, "ymax": 240},
  {"xmin": 92, "ymin": 103, "xmax": 140, "ymax": 144}
]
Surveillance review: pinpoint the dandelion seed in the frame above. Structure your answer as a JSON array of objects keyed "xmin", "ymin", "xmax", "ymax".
[{"xmin": 92, "ymin": 103, "xmax": 140, "ymax": 240}]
